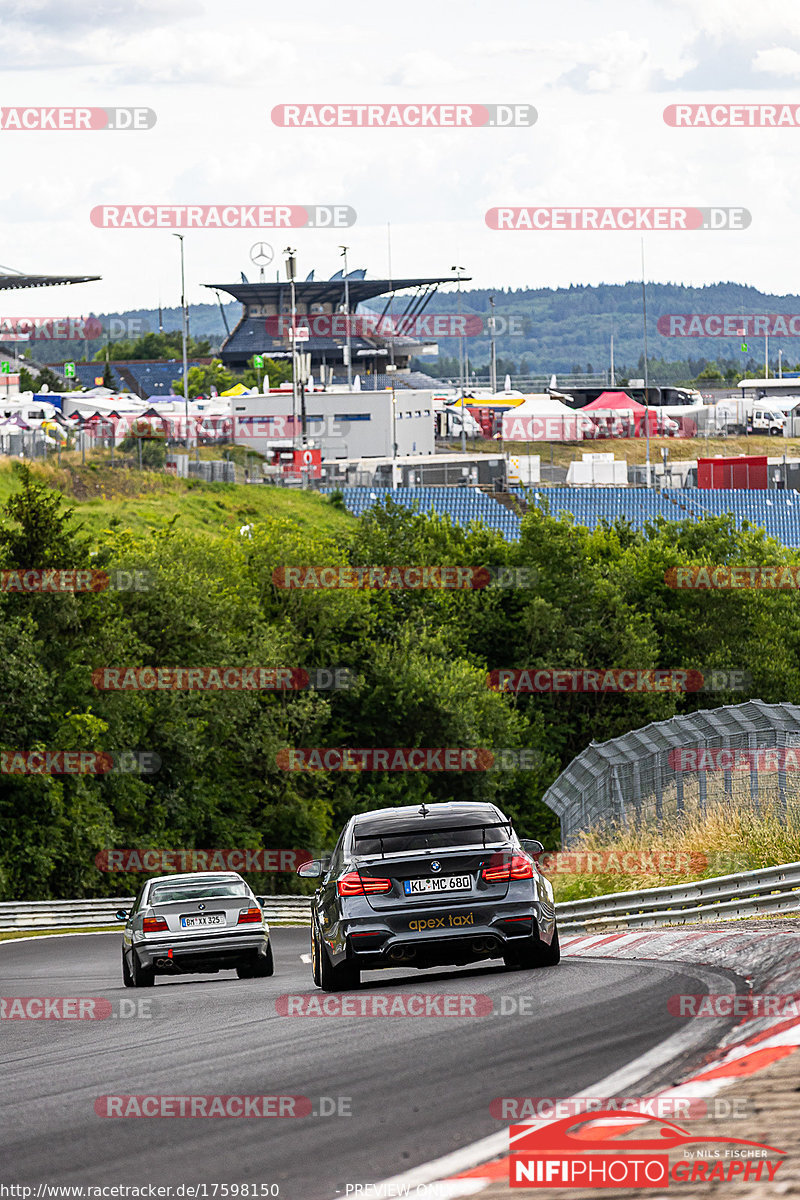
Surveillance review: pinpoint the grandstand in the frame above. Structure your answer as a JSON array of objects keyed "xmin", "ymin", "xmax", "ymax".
[
  {"xmin": 323, "ymin": 485, "xmax": 800, "ymax": 550},
  {"xmin": 206, "ymin": 272, "xmax": 465, "ymax": 380},
  {"xmin": 521, "ymin": 486, "xmax": 800, "ymax": 548},
  {"xmin": 320, "ymin": 487, "xmax": 523, "ymax": 541},
  {"xmin": 69, "ymin": 360, "xmax": 209, "ymax": 397}
]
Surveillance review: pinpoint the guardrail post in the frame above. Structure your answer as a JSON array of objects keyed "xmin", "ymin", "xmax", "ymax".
[
  {"xmin": 779, "ymin": 730, "xmax": 788, "ymax": 817},
  {"xmin": 748, "ymin": 733, "xmax": 760, "ymax": 816}
]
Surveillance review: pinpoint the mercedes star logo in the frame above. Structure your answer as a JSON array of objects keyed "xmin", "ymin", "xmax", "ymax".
[{"xmin": 250, "ymin": 242, "xmax": 274, "ymax": 267}]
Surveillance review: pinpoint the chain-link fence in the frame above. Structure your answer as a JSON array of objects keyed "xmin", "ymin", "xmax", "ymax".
[{"xmin": 542, "ymin": 700, "xmax": 800, "ymax": 845}]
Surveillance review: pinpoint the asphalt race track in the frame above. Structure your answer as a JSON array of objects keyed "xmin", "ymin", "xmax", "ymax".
[{"xmin": 1, "ymin": 929, "xmax": 744, "ymax": 1199}]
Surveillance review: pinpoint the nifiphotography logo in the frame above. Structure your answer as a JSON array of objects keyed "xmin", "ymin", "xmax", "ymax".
[{"xmin": 509, "ymin": 1109, "xmax": 785, "ymax": 1188}]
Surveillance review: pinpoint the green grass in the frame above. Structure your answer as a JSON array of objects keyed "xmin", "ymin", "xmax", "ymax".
[
  {"xmin": 0, "ymin": 458, "xmax": 353, "ymax": 539},
  {"xmin": 0, "ymin": 926, "xmax": 120, "ymax": 941}
]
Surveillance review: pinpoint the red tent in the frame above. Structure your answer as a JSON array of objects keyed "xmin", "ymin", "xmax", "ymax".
[{"xmin": 583, "ymin": 391, "xmax": 657, "ymax": 437}]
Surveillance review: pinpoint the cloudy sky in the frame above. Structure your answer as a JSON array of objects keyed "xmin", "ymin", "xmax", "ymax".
[{"xmin": 3, "ymin": 0, "xmax": 800, "ymax": 317}]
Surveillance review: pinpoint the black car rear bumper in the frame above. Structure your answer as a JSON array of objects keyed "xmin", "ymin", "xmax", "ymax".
[{"xmin": 342, "ymin": 906, "xmax": 552, "ymax": 968}]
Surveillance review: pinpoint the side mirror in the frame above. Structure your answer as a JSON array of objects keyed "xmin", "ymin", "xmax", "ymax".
[
  {"xmin": 297, "ymin": 860, "xmax": 323, "ymax": 878},
  {"xmin": 115, "ymin": 909, "xmax": 128, "ymax": 920},
  {"xmin": 520, "ymin": 839, "xmax": 544, "ymax": 861}
]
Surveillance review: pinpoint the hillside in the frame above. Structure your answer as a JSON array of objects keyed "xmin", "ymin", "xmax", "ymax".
[
  {"xmin": 0, "ymin": 459, "xmax": 353, "ymax": 540},
  {"xmin": 17, "ymin": 281, "xmax": 800, "ymax": 379}
]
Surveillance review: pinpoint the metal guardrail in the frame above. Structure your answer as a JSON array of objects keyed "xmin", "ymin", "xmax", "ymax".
[
  {"xmin": 0, "ymin": 896, "xmax": 313, "ymax": 932},
  {"xmin": 556, "ymin": 860, "xmax": 800, "ymax": 932},
  {"xmin": 2, "ymin": 863, "xmax": 798, "ymax": 935}
]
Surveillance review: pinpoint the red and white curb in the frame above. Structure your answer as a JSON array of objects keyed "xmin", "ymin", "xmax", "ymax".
[{"xmin": 366, "ymin": 927, "xmax": 800, "ymax": 1198}]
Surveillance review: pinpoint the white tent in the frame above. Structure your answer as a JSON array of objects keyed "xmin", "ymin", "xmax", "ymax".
[{"xmin": 502, "ymin": 395, "xmax": 593, "ymax": 441}]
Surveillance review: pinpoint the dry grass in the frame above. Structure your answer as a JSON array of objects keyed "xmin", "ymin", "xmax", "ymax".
[{"xmin": 550, "ymin": 797, "xmax": 800, "ymax": 902}]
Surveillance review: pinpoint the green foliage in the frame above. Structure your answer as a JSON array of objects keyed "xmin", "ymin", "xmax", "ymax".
[
  {"xmin": 94, "ymin": 331, "xmax": 211, "ymax": 362},
  {"xmin": 172, "ymin": 358, "xmax": 232, "ymax": 399},
  {"xmin": 3, "ymin": 476, "xmax": 800, "ymax": 900}
]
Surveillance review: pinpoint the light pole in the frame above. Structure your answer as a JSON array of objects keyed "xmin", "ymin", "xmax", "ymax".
[
  {"xmin": 641, "ymin": 240, "xmax": 651, "ymax": 489},
  {"xmin": 452, "ymin": 265, "xmax": 467, "ymax": 452},
  {"xmin": 284, "ymin": 247, "xmax": 298, "ymax": 450},
  {"xmin": 489, "ymin": 295, "xmax": 497, "ymax": 395},
  {"xmin": 339, "ymin": 245, "xmax": 353, "ymax": 388},
  {"xmin": 173, "ymin": 234, "xmax": 190, "ymax": 449}
]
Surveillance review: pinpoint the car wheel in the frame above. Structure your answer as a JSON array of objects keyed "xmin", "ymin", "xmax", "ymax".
[
  {"xmin": 122, "ymin": 947, "xmax": 134, "ymax": 988},
  {"xmin": 319, "ymin": 938, "xmax": 360, "ymax": 993},
  {"xmin": 504, "ymin": 924, "xmax": 560, "ymax": 969},
  {"xmin": 311, "ymin": 925, "xmax": 322, "ymax": 987},
  {"xmin": 130, "ymin": 948, "xmax": 155, "ymax": 987},
  {"xmin": 251, "ymin": 942, "xmax": 274, "ymax": 977}
]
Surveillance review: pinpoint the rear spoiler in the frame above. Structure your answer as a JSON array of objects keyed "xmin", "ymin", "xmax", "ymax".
[{"xmin": 354, "ymin": 819, "xmax": 513, "ymax": 858}]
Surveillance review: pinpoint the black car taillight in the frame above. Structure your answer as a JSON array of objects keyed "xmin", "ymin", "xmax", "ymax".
[
  {"xmin": 337, "ymin": 871, "xmax": 392, "ymax": 896},
  {"xmin": 481, "ymin": 853, "xmax": 534, "ymax": 882}
]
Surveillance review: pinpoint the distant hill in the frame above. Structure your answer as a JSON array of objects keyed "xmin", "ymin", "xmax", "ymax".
[{"xmin": 17, "ymin": 283, "xmax": 800, "ymax": 379}]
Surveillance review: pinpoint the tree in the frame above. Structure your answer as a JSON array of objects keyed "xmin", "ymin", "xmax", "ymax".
[
  {"xmin": 172, "ymin": 358, "xmax": 233, "ymax": 398},
  {"xmin": 94, "ymin": 331, "xmax": 211, "ymax": 362}
]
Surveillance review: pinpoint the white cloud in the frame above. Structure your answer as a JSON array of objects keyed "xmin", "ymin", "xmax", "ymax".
[{"xmin": 753, "ymin": 46, "xmax": 800, "ymax": 77}]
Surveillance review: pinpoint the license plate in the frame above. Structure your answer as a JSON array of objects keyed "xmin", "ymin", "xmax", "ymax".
[
  {"xmin": 403, "ymin": 875, "xmax": 471, "ymax": 895},
  {"xmin": 180, "ymin": 914, "xmax": 224, "ymax": 928}
]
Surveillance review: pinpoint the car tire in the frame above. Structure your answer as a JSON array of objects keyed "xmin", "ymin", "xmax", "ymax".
[
  {"xmin": 318, "ymin": 938, "xmax": 360, "ymax": 992},
  {"xmin": 251, "ymin": 942, "xmax": 275, "ymax": 977},
  {"xmin": 311, "ymin": 924, "xmax": 321, "ymax": 987},
  {"xmin": 130, "ymin": 948, "xmax": 155, "ymax": 987},
  {"xmin": 504, "ymin": 924, "xmax": 560, "ymax": 970},
  {"xmin": 122, "ymin": 948, "xmax": 134, "ymax": 988}
]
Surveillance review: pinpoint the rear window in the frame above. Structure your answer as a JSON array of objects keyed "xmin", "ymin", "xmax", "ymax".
[
  {"xmin": 353, "ymin": 823, "xmax": 510, "ymax": 856},
  {"xmin": 149, "ymin": 881, "xmax": 249, "ymax": 904}
]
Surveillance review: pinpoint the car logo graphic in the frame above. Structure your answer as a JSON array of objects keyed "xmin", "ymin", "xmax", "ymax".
[
  {"xmin": 430, "ymin": 861, "xmax": 441, "ymax": 872},
  {"xmin": 198, "ymin": 903, "xmax": 205, "ymax": 910}
]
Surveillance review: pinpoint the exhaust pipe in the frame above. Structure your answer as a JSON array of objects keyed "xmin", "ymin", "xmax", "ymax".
[
  {"xmin": 154, "ymin": 957, "xmax": 175, "ymax": 969},
  {"xmin": 387, "ymin": 945, "xmax": 416, "ymax": 962},
  {"xmin": 471, "ymin": 938, "xmax": 498, "ymax": 955}
]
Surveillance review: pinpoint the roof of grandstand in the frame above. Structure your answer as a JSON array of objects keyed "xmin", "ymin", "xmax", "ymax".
[
  {"xmin": 204, "ymin": 276, "xmax": 466, "ymax": 306},
  {"xmin": 0, "ymin": 267, "xmax": 101, "ymax": 290}
]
